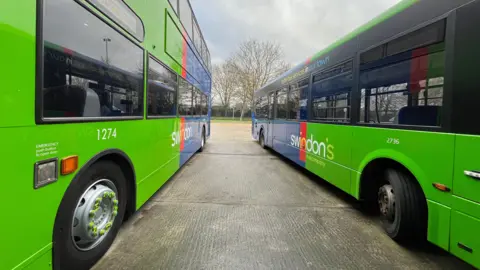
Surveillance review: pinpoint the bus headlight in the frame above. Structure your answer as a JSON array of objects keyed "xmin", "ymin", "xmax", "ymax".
[{"xmin": 34, "ymin": 158, "xmax": 58, "ymax": 189}]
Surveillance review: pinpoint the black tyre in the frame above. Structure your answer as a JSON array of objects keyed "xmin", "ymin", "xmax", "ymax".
[
  {"xmin": 259, "ymin": 130, "xmax": 266, "ymax": 149},
  {"xmin": 378, "ymin": 169, "xmax": 427, "ymax": 242},
  {"xmin": 53, "ymin": 161, "xmax": 128, "ymax": 270},
  {"xmin": 199, "ymin": 127, "xmax": 206, "ymax": 152}
]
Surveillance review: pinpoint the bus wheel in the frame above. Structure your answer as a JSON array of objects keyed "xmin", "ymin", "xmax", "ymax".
[
  {"xmin": 53, "ymin": 161, "xmax": 128, "ymax": 270},
  {"xmin": 378, "ymin": 169, "xmax": 426, "ymax": 242},
  {"xmin": 199, "ymin": 127, "xmax": 206, "ymax": 152},
  {"xmin": 259, "ymin": 130, "xmax": 266, "ymax": 149}
]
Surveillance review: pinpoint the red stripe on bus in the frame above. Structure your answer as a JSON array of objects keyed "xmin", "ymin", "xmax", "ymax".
[
  {"xmin": 63, "ymin": 48, "xmax": 73, "ymax": 55},
  {"xmin": 299, "ymin": 122, "xmax": 307, "ymax": 162},
  {"xmin": 182, "ymin": 31, "xmax": 188, "ymax": 78},
  {"xmin": 180, "ymin": 117, "xmax": 185, "ymax": 151},
  {"xmin": 409, "ymin": 47, "xmax": 429, "ymax": 94}
]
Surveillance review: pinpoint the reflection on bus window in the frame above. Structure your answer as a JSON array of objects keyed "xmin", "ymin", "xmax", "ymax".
[
  {"xmin": 312, "ymin": 93, "xmax": 350, "ymax": 122},
  {"xmin": 148, "ymin": 57, "xmax": 177, "ymax": 117},
  {"xmin": 42, "ymin": 0, "xmax": 144, "ymax": 119},
  {"xmin": 178, "ymin": 78, "xmax": 192, "ymax": 115},
  {"xmin": 255, "ymin": 96, "xmax": 269, "ymax": 119},
  {"xmin": 276, "ymin": 90, "xmax": 288, "ymax": 119},
  {"xmin": 359, "ymin": 49, "xmax": 444, "ymax": 126},
  {"xmin": 287, "ymin": 89, "xmax": 300, "ymax": 120}
]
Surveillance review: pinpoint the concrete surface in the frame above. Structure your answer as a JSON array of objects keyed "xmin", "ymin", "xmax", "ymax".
[{"xmin": 93, "ymin": 122, "xmax": 472, "ymax": 270}]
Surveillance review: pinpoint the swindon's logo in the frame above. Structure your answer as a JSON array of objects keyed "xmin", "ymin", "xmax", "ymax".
[
  {"xmin": 171, "ymin": 118, "xmax": 192, "ymax": 150},
  {"xmin": 290, "ymin": 122, "xmax": 334, "ymax": 161},
  {"xmin": 171, "ymin": 127, "xmax": 192, "ymax": 147}
]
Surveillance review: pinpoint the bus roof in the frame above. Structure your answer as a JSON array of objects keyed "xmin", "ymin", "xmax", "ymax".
[{"xmin": 254, "ymin": 0, "xmax": 473, "ymax": 97}]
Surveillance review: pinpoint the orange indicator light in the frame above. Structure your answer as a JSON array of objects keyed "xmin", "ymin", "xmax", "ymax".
[{"xmin": 61, "ymin": 155, "xmax": 78, "ymax": 175}]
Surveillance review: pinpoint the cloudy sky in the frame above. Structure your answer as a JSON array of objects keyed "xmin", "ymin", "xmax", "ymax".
[{"xmin": 190, "ymin": 0, "xmax": 401, "ymax": 66}]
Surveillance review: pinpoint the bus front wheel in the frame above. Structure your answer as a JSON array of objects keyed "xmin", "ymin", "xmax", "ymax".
[
  {"xmin": 378, "ymin": 168, "xmax": 427, "ymax": 242},
  {"xmin": 53, "ymin": 160, "xmax": 128, "ymax": 270}
]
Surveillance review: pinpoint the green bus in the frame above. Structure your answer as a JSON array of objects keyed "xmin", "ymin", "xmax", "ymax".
[
  {"xmin": 1, "ymin": 0, "xmax": 211, "ymax": 269},
  {"xmin": 252, "ymin": 0, "xmax": 480, "ymax": 268}
]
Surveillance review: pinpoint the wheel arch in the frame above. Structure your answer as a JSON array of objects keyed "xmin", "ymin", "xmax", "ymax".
[
  {"xmin": 354, "ymin": 149, "xmax": 428, "ymax": 203},
  {"xmin": 56, "ymin": 149, "xmax": 137, "ymax": 223}
]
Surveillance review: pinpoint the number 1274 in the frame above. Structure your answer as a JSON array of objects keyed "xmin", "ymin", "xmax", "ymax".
[{"xmin": 97, "ymin": 128, "xmax": 117, "ymax": 140}]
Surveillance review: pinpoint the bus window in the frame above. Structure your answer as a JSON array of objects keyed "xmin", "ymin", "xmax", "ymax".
[
  {"xmin": 193, "ymin": 88, "xmax": 203, "ymax": 116},
  {"xmin": 275, "ymin": 89, "xmax": 288, "ymax": 119},
  {"xmin": 312, "ymin": 93, "xmax": 350, "ymax": 123},
  {"xmin": 178, "ymin": 78, "xmax": 193, "ymax": 116},
  {"xmin": 179, "ymin": 0, "xmax": 193, "ymax": 37},
  {"xmin": 287, "ymin": 87, "xmax": 300, "ymax": 120},
  {"xmin": 255, "ymin": 96, "xmax": 269, "ymax": 119},
  {"xmin": 148, "ymin": 56, "xmax": 177, "ymax": 117},
  {"xmin": 311, "ymin": 72, "xmax": 352, "ymax": 123},
  {"xmin": 359, "ymin": 49, "xmax": 445, "ymax": 126},
  {"xmin": 202, "ymin": 93, "xmax": 208, "ymax": 116},
  {"xmin": 268, "ymin": 93, "xmax": 274, "ymax": 119},
  {"xmin": 41, "ymin": 0, "xmax": 144, "ymax": 120}
]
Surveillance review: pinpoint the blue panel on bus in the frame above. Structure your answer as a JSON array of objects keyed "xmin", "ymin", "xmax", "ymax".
[{"xmin": 272, "ymin": 121, "xmax": 306, "ymax": 168}]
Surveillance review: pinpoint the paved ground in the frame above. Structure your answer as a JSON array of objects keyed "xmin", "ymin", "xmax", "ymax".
[{"xmin": 94, "ymin": 122, "xmax": 472, "ymax": 270}]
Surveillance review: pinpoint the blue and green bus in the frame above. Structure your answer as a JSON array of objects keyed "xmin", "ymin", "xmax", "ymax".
[
  {"xmin": 0, "ymin": 0, "xmax": 211, "ymax": 269},
  {"xmin": 253, "ymin": 0, "xmax": 480, "ymax": 268}
]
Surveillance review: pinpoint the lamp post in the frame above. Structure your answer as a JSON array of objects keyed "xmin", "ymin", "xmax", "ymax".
[{"xmin": 103, "ymin": 37, "xmax": 111, "ymax": 64}]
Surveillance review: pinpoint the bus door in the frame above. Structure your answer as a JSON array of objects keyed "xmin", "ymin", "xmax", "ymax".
[
  {"xmin": 266, "ymin": 92, "xmax": 275, "ymax": 147},
  {"xmin": 449, "ymin": 3, "xmax": 480, "ymax": 265}
]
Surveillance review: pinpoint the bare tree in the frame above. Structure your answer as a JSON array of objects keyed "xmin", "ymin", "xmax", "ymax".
[
  {"xmin": 230, "ymin": 39, "xmax": 291, "ymax": 120},
  {"xmin": 212, "ymin": 60, "xmax": 238, "ymax": 116}
]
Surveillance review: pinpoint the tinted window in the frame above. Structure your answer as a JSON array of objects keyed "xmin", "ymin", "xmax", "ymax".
[
  {"xmin": 148, "ymin": 57, "xmax": 177, "ymax": 117},
  {"xmin": 312, "ymin": 74, "xmax": 353, "ymax": 100},
  {"xmin": 268, "ymin": 93, "xmax": 274, "ymax": 118},
  {"xmin": 87, "ymin": 0, "xmax": 144, "ymax": 41},
  {"xmin": 255, "ymin": 96, "xmax": 269, "ymax": 119},
  {"xmin": 313, "ymin": 93, "xmax": 350, "ymax": 122},
  {"xmin": 201, "ymin": 40, "xmax": 207, "ymax": 66},
  {"xmin": 359, "ymin": 49, "xmax": 445, "ymax": 126},
  {"xmin": 201, "ymin": 93, "xmax": 208, "ymax": 115},
  {"xmin": 276, "ymin": 89, "xmax": 288, "ymax": 119},
  {"xmin": 178, "ymin": 78, "xmax": 192, "ymax": 115},
  {"xmin": 313, "ymin": 61, "xmax": 353, "ymax": 82},
  {"xmin": 287, "ymin": 89, "xmax": 300, "ymax": 120},
  {"xmin": 386, "ymin": 20, "xmax": 445, "ymax": 57},
  {"xmin": 193, "ymin": 88, "xmax": 202, "ymax": 116},
  {"xmin": 361, "ymin": 45, "xmax": 383, "ymax": 65},
  {"xmin": 42, "ymin": 0, "xmax": 144, "ymax": 119},
  {"xmin": 193, "ymin": 22, "xmax": 202, "ymax": 55},
  {"xmin": 168, "ymin": 0, "xmax": 178, "ymax": 14},
  {"xmin": 179, "ymin": 0, "xmax": 192, "ymax": 38}
]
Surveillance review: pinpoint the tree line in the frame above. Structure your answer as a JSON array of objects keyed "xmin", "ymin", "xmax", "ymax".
[{"xmin": 212, "ymin": 39, "xmax": 291, "ymax": 121}]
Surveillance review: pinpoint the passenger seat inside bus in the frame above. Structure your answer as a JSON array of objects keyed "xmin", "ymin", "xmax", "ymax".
[
  {"xmin": 43, "ymin": 85, "xmax": 101, "ymax": 118},
  {"xmin": 397, "ymin": 105, "xmax": 441, "ymax": 126}
]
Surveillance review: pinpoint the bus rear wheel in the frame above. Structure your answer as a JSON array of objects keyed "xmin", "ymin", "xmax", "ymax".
[
  {"xmin": 259, "ymin": 130, "xmax": 266, "ymax": 149},
  {"xmin": 53, "ymin": 161, "xmax": 128, "ymax": 270},
  {"xmin": 378, "ymin": 168, "xmax": 427, "ymax": 242},
  {"xmin": 199, "ymin": 127, "xmax": 206, "ymax": 152}
]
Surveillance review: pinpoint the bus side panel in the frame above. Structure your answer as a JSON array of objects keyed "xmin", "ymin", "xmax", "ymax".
[
  {"xmin": 426, "ymin": 200, "xmax": 451, "ymax": 251},
  {"xmin": 0, "ymin": 1, "xmax": 36, "ymax": 129},
  {"xmin": 272, "ymin": 121, "xmax": 287, "ymax": 151},
  {"xmin": 304, "ymin": 123, "xmax": 352, "ymax": 194},
  {"xmin": 0, "ymin": 1, "xmax": 42, "ymax": 269},
  {"xmin": 136, "ymin": 118, "xmax": 180, "ymax": 207},
  {"xmin": 179, "ymin": 117, "xmax": 201, "ymax": 166},
  {"xmin": 283, "ymin": 121, "xmax": 305, "ymax": 167}
]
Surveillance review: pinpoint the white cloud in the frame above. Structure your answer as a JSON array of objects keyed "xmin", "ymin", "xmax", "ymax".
[{"xmin": 191, "ymin": 0, "xmax": 401, "ymax": 65}]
